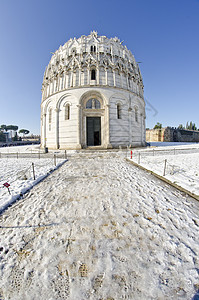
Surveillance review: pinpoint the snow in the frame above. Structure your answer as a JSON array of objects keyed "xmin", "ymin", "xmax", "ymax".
[
  {"xmin": 148, "ymin": 142, "xmax": 199, "ymax": 148},
  {"xmin": 129, "ymin": 143, "xmax": 199, "ymax": 196},
  {"xmin": 0, "ymin": 145, "xmax": 66, "ymax": 212},
  {"xmin": 0, "ymin": 145, "xmax": 199, "ymax": 299}
]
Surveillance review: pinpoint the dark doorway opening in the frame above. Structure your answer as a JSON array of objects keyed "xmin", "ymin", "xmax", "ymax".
[{"xmin": 86, "ymin": 117, "xmax": 101, "ymax": 146}]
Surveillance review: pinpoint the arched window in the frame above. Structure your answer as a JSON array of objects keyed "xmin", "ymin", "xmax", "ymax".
[
  {"xmin": 90, "ymin": 45, "xmax": 96, "ymax": 52},
  {"xmin": 117, "ymin": 104, "xmax": 122, "ymax": 119},
  {"xmin": 65, "ymin": 104, "xmax": 70, "ymax": 120},
  {"xmin": 86, "ymin": 99, "xmax": 101, "ymax": 109},
  {"xmin": 135, "ymin": 107, "xmax": 138, "ymax": 122},
  {"xmin": 91, "ymin": 69, "xmax": 96, "ymax": 80}
]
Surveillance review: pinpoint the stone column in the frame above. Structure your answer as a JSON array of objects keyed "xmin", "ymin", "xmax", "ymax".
[
  {"xmin": 43, "ymin": 113, "xmax": 47, "ymax": 148},
  {"xmin": 97, "ymin": 67, "xmax": 100, "ymax": 85},
  {"xmin": 126, "ymin": 74, "xmax": 129, "ymax": 89},
  {"xmin": 49, "ymin": 81, "xmax": 52, "ymax": 95},
  {"xmin": 105, "ymin": 104, "xmax": 112, "ymax": 148},
  {"xmin": 73, "ymin": 71, "xmax": 76, "ymax": 87},
  {"xmin": 105, "ymin": 67, "xmax": 108, "ymax": 85},
  {"xmin": 61, "ymin": 75, "xmax": 64, "ymax": 90},
  {"xmin": 57, "ymin": 75, "xmax": 60, "ymax": 91},
  {"xmin": 79, "ymin": 69, "xmax": 81, "ymax": 86},
  {"xmin": 63, "ymin": 72, "xmax": 67, "ymax": 89},
  {"xmin": 87, "ymin": 68, "xmax": 90, "ymax": 85},
  {"xmin": 76, "ymin": 104, "xmax": 82, "ymax": 149},
  {"xmin": 140, "ymin": 113, "xmax": 143, "ymax": 144},
  {"xmin": 120, "ymin": 72, "xmax": 123, "ymax": 88},
  {"xmin": 70, "ymin": 70, "xmax": 73, "ymax": 87},
  {"xmin": 55, "ymin": 108, "xmax": 59, "ymax": 149},
  {"xmin": 113, "ymin": 69, "xmax": 116, "ymax": 87},
  {"xmin": 128, "ymin": 108, "xmax": 132, "ymax": 145}
]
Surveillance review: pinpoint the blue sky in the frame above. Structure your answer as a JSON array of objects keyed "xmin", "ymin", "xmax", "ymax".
[{"xmin": 0, "ymin": 0, "xmax": 199, "ymax": 134}]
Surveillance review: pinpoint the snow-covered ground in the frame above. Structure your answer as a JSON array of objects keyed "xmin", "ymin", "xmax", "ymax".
[
  {"xmin": 0, "ymin": 150, "xmax": 199, "ymax": 299},
  {"xmin": 129, "ymin": 143, "xmax": 199, "ymax": 196},
  {"xmin": 0, "ymin": 145, "xmax": 41, "ymax": 153},
  {"xmin": 0, "ymin": 145, "xmax": 66, "ymax": 212}
]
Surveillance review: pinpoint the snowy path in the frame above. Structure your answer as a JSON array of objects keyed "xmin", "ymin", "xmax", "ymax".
[{"xmin": 0, "ymin": 153, "xmax": 199, "ymax": 300}]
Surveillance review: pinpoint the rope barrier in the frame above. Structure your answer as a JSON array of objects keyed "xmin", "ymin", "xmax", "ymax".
[
  {"xmin": 129, "ymin": 150, "xmax": 187, "ymax": 177},
  {"xmin": 0, "ymin": 156, "xmax": 66, "ymax": 196}
]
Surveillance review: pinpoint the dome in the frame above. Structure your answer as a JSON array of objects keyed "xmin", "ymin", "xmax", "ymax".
[
  {"xmin": 41, "ymin": 31, "xmax": 145, "ymax": 150},
  {"xmin": 42, "ymin": 31, "xmax": 144, "ymax": 101}
]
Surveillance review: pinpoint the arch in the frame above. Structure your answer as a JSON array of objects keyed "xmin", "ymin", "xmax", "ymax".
[
  {"xmin": 79, "ymin": 90, "xmax": 108, "ymax": 148},
  {"xmin": 109, "ymin": 92, "xmax": 128, "ymax": 105},
  {"xmin": 56, "ymin": 93, "xmax": 76, "ymax": 110},
  {"xmin": 43, "ymin": 99, "xmax": 53, "ymax": 114},
  {"xmin": 80, "ymin": 90, "xmax": 105, "ymax": 107}
]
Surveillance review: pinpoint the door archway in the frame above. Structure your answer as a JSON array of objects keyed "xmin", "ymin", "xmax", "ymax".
[{"xmin": 79, "ymin": 91, "xmax": 107, "ymax": 148}]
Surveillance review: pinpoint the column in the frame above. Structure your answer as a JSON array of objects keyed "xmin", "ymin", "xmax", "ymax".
[
  {"xmin": 128, "ymin": 108, "xmax": 132, "ymax": 145},
  {"xmin": 63, "ymin": 72, "xmax": 67, "ymax": 89},
  {"xmin": 97, "ymin": 67, "xmax": 99, "ymax": 85},
  {"xmin": 43, "ymin": 113, "xmax": 47, "ymax": 148},
  {"xmin": 79, "ymin": 69, "xmax": 81, "ymax": 86},
  {"xmin": 140, "ymin": 113, "xmax": 143, "ymax": 144},
  {"xmin": 55, "ymin": 108, "xmax": 59, "ymax": 149},
  {"xmin": 113, "ymin": 69, "xmax": 116, "ymax": 87},
  {"xmin": 76, "ymin": 104, "xmax": 82, "ymax": 149},
  {"xmin": 73, "ymin": 71, "xmax": 76, "ymax": 87},
  {"xmin": 105, "ymin": 104, "xmax": 112, "ymax": 148},
  {"xmin": 126, "ymin": 74, "xmax": 129, "ymax": 89},
  {"xmin": 70, "ymin": 70, "xmax": 73, "ymax": 87},
  {"xmin": 87, "ymin": 68, "xmax": 90, "ymax": 85},
  {"xmin": 105, "ymin": 67, "xmax": 108, "ymax": 85},
  {"xmin": 120, "ymin": 72, "xmax": 123, "ymax": 88}
]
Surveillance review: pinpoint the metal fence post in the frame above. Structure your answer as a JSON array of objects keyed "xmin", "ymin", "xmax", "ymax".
[
  {"xmin": 138, "ymin": 153, "xmax": 141, "ymax": 164},
  {"xmin": 32, "ymin": 163, "xmax": 36, "ymax": 180},
  {"xmin": 163, "ymin": 159, "xmax": 167, "ymax": 176}
]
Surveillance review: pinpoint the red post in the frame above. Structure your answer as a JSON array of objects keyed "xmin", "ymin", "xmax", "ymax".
[
  {"xmin": 3, "ymin": 182, "xmax": 11, "ymax": 195},
  {"xmin": 131, "ymin": 150, "xmax": 133, "ymax": 159}
]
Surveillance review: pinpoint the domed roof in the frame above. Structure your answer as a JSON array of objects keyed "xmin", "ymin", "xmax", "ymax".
[{"xmin": 43, "ymin": 31, "xmax": 143, "ymax": 85}]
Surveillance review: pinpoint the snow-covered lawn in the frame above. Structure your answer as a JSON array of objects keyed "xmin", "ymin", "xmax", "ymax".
[
  {"xmin": 0, "ymin": 152, "xmax": 199, "ymax": 299},
  {"xmin": 0, "ymin": 151, "xmax": 66, "ymax": 212},
  {"xmin": 129, "ymin": 143, "xmax": 199, "ymax": 196}
]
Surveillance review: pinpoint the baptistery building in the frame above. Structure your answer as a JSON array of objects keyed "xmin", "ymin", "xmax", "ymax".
[{"xmin": 41, "ymin": 31, "xmax": 145, "ymax": 149}]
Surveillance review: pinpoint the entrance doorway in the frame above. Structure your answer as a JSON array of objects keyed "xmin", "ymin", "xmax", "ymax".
[{"xmin": 86, "ymin": 117, "xmax": 101, "ymax": 146}]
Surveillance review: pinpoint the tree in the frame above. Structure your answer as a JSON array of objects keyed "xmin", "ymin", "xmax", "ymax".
[
  {"xmin": 19, "ymin": 129, "xmax": 30, "ymax": 136},
  {"xmin": 0, "ymin": 124, "xmax": 7, "ymax": 131},
  {"xmin": 6, "ymin": 125, "xmax": 18, "ymax": 131},
  {"xmin": 186, "ymin": 121, "xmax": 197, "ymax": 130},
  {"xmin": 0, "ymin": 131, "xmax": 6, "ymax": 142},
  {"xmin": 178, "ymin": 124, "xmax": 184, "ymax": 129},
  {"xmin": 153, "ymin": 122, "xmax": 162, "ymax": 129},
  {"xmin": 192, "ymin": 123, "xmax": 197, "ymax": 130}
]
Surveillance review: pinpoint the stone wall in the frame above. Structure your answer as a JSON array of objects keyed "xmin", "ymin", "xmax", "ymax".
[{"xmin": 146, "ymin": 127, "xmax": 199, "ymax": 142}]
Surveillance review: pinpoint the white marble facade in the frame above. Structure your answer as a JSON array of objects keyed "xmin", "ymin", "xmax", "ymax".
[{"xmin": 41, "ymin": 31, "xmax": 146, "ymax": 149}]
